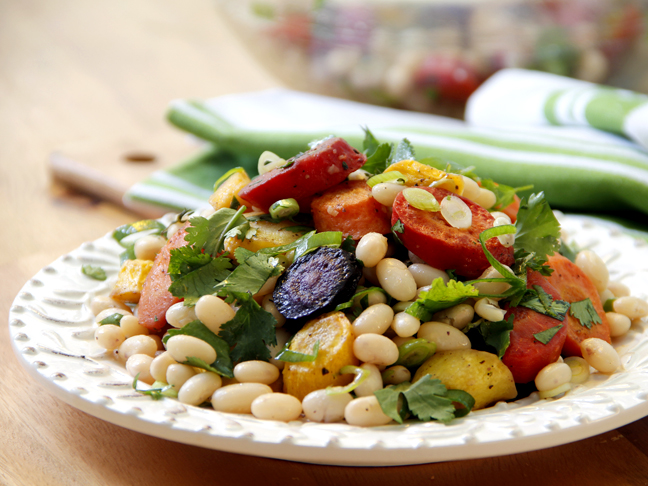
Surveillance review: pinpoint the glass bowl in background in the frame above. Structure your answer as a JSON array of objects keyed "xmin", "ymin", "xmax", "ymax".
[{"xmin": 217, "ymin": 0, "xmax": 648, "ymax": 117}]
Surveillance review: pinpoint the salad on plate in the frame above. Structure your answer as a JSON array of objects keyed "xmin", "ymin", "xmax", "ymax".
[{"xmin": 85, "ymin": 129, "xmax": 648, "ymax": 427}]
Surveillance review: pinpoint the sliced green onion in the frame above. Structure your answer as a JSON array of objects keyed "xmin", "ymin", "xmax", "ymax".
[
  {"xmin": 269, "ymin": 198, "xmax": 300, "ymax": 219},
  {"xmin": 213, "ymin": 167, "xmax": 246, "ymax": 190},
  {"xmin": 440, "ymin": 194, "xmax": 471, "ymax": 229},
  {"xmin": 293, "ymin": 231, "xmax": 343, "ymax": 259},
  {"xmin": 326, "ymin": 365, "xmax": 370, "ymax": 395},
  {"xmin": 564, "ymin": 356, "xmax": 590, "ymax": 384},
  {"xmin": 151, "ymin": 380, "xmax": 178, "ymax": 398},
  {"xmin": 275, "ymin": 340, "xmax": 320, "ymax": 363},
  {"xmin": 366, "ymin": 171, "xmax": 406, "ymax": 188},
  {"xmin": 396, "ymin": 339, "xmax": 436, "ymax": 368},
  {"xmin": 603, "ymin": 298, "xmax": 616, "ymax": 313},
  {"xmin": 402, "ymin": 188, "xmax": 441, "ymax": 212},
  {"xmin": 258, "ymin": 151, "xmax": 286, "ymax": 175}
]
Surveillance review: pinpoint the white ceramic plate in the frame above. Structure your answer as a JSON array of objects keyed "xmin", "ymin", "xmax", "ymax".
[{"xmin": 9, "ymin": 214, "xmax": 648, "ymax": 466}]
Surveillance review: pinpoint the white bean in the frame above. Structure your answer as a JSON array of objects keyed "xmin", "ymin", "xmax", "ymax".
[
  {"xmin": 472, "ymin": 265, "xmax": 512, "ymax": 296},
  {"xmin": 94, "ymin": 324, "xmax": 126, "ymax": 351},
  {"xmin": 178, "ymin": 372, "xmax": 222, "ymax": 406},
  {"xmin": 353, "ymin": 333, "xmax": 399, "ymax": 366},
  {"xmin": 89, "ymin": 296, "xmax": 130, "ymax": 316},
  {"xmin": 251, "ymin": 393, "xmax": 302, "ymax": 421},
  {"xmin": 607, "ymin": 281, "xmax": 631, "ymax": 298},
  {"xmin": 261, "ymin": 294, "xmax": 286, "ymax": 328},
  {"xmin": 391, "ymin": 312, "xmax": 421, "ymax": 337},
  {"xmin": 125, "ymin": 354, "xmax": 155, "ymax": 385},
  {"xmin": 302, "ymin": 390, "xmax": 353, "ymax": 423},
  {"xmin": 166, "ymin": 363, "xmax": 196, "ymax": 389},
  {"xmin": 392, "ymin": 301, "xmax": 414, "ymax": 313},
  {"xmin": 432, "ymin": 304, "xmax": 474, "ymax": 330},
  {"xmin": 606, "ymin": 312, "xmax": 632, "ymax": 337},
  {"xmin": 372, "ymin": 182, "xmax": 404, "ymax": 207},
  {"xmin": 356, "ymin": 233, "xmax": 389, "ymax": 268},
  {"xmin": 194, "ymin": 295, "xmax": 236, "ymax": 334},
  {"xmin": 133, "ymin": 235, "xmax": 166, "ymax": 261},
  {"xmin": 344, "ymin": 396, "xmax": 392, "ymax": 426},
  {"xmin": 233, "ymin": 360, "xmax": 280, "ymax": 385},
  {"xmin": 493, "ymin": 217, "xmax": 515, "ymax": 247},
  {"xmin": 563, "ymin": 356, "xmax": 591, "ymax": 384},
  {"xmin": 254, "ymin": 275, "xmax": 279, "ymax": 298},
  {"xmin": 575, "ymin": 250, "xmax": 609, "ymax": 293},
  {"xmin": 352, "ymin": 304, "xmax": 394, "ymax": 336},
  {"xmin": 460, "ymin": 175, "xmax": 481, "ymax": 201},
  {"xmin": 211, "ymin": 383, "xmax": 273, "ymax": 414},
  {"xmin": 149, "ymin": 351, "xmax": 177, "ymax": 383},
  {"xmin": 165, "ymin": 302, "xmax": 197, "ymax": 329},
  {"xmin": 166, "ymin": 222, "xmax": 184, "ymax": 240},
  {"xmin": 535, "ymin": 362, "xmax": 572, "ymax": 392},
  {"xmin": 407, "ymin": 264, "xmax": 449, "ymax": 287},
  {"xmin": 348, "ymin": 169, "xmax": 369, "ymax": 181},
  {"xmin": 382, "ymin": 365, "xmax": 411, "ymax": 385},
  {"xmin": 613, "ymin": 296, "xmax": 648, "ymax": 320},
  {"xmin": 95, "ymin": 307, "xmax": 132, "ymax": 324},
  {"xmin": 119, "ymin": 314, "xmax": 149, "ymax": 337},
  {"xmin": 417, "ymin": 322, "xmax": 471, "ymax": 351},
  {"xmin": 580, "ymin": 338, "xmax": 620, "ymax": 373},
  {"xmin": 473, "ymin": 188, "xmax": 496, "ymax": 209},
  {"xmin": 353, "ymin": 363, "xmax": 383, "ymax": 397},
  {"xmin": 166, "ymin": 335, "xmax": 217, "ymax": 364},
  {"xmin": 117, "ymin": 335, "xmax": 158, "ymax": 362},
  {"xmin": 474, "ymin": 298, "xmax": 506, "ymax": 322},
  {"xmin": 376, "ymin": 258, "xmax": 417, "ymax": 302}
]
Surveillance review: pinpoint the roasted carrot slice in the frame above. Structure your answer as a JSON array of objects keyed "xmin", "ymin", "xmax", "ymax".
[
  {"xmin": 502, "ymin": 270, "xmax": 568, "ymax": 383},
  {"xmin": 311, "ymin": 180, "xmax": 391, "ymax": 240},
  {"xmin": 138, "ymin": 223, "xmax": 189, "ymax": 331},
  {"xmin": 545, "ymin": 253, "xmax": 611, "ymax": 357}
]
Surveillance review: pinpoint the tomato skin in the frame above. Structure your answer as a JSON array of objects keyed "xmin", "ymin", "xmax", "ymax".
[
  {"xmin": 391, "ymin": 187, "xmax": 514, "ymax": 279},
  {"xmin": 545, "ymin": 254, "xmax": 611, "ymax": 357},
  {"xmin": 238, "ymin": 138, "xmax": 366, "ymax": 212},
  {"xmin": 138, "ymin": 224, "xmax": 189, "ymax": 331},
  {"xmin": 502, "ymin": 270, "xmax": 568, "ymax": 384}
]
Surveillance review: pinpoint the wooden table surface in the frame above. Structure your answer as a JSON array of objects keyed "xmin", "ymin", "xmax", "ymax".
[{"xmin": 3, "ymin": 1, "xmax": 648, "ymax": 484}]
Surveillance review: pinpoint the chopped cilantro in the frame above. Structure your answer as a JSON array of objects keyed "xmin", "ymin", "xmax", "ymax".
[
  {"xmin": 335, "ymin": 287, "xmax": 388, "ymax": 313},
  {"xmin": 478, "ymin": 316, "xmax": 514, "ymax": 358},
  {"xmin": 513, "ymin": 248, "xmax": 553, "ymax": 277},
  {"xmin": 480, "ymin": 180, "xmax": 533, "ymax": 211},
  {"xmin": 363, "ymin": 142, "xmax": 392, "ymax": 175},
  {"xmin": 184, "ymin": 207, "xmax": 248, "ymax": 256},
  {"xmin": 216, "ymin": 252, "xmax": 283, "ymax": 296},
  {"xmin": 559, "ymin": 239, "xmax": 579, "ymax": 262},
  {"xmin": 168, "ymin": 246, "xmax": 213, "ymax": 279},
  {"xmin": 164, "ymin": 320, "xmax": 234, "ymax": 378},
  {"xmin": 569, "ymin": 298, "xmax": 602, "ymax": 329},
  {"xmin": 391, "ymin": 219, "xmax": 405, "ymax": 245},
  {"xmin": 534, "ymin": 324, "xmax": 564, "ymax": 344},
  {"xmin": 519, "ymin": 285, "xmax": 570, "ymax": 320},
  {"xmin": 361, "ymin": 126, "xmax": 380, "ymax": 155},
  {"xmin": 514, "ymin": 192, "xmax": 561, "ymax": 264},
  {"xmin": 132, "ymin": 374, "xmax": 174, "ymax": 400},
  {"xmin": 374, "ymin": 375, "xmax": 475, "ymax": 424},
  {"xmin": 99, "ymin": 313, "xmax": 124, "ymax": 326},
  {"xmin": 218, "ymin": 291, "xmax": 277, "ymax": 363},
  {"xmin": 81, "ymin": 265, "xmax": 107, "ymax": 281},
  {"xmin": 406, "ymin": 278, "xmax": 479, "ymax": 322}
]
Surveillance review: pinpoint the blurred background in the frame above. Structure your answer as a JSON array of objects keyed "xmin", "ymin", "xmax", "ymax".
[{"xmin": 219, "ymin": 0, "xmax": 648, "ymax": 117}]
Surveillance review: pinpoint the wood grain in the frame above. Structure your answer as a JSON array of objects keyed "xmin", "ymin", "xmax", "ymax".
[{"xmin": 2, "ymin": 1, "xmax": 648, "ymax": 485}]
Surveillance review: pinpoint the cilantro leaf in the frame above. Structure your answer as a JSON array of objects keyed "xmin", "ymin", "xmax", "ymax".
[
  {"xmin": 374, "ymin": 375, "xmax": 475, "ymax": 424},
  {"xmin": 479, "ymin": 315, "xmax": 514, "ymax": 358},
  {"xmin": 82, "ymin": 265, "xmax": 107, "ymax": 281},
  {"xmin": 514, "ymin": 192, "xmax": 561, "ymax": 263},
  {"xmin": 164, "ymin": 320, "xmax": 233, "ymax": 378},
  {"xmin": 363, "ymin": 143, "xmax": 392, "ymax": 175},
  {"xmin": 569, "ymin": 298, "xmax": 602, "ymax": 329},
  {"xmin": 519, "ymin": 285, "xmax": 569, "ymax": 320},
  {"xmin": 335, "ymin": 287, "xmax": 389, "ymax": 312},
  {"xmin": 218, "ymin": 291, "xmax": 277, "ymax": 362},
  {"xmin": 391, "ymin": 219, "xmax": 405, "ymax": 245},
  {"xmin": 387, "ymin": 138, "xmax": 415, "ymax": 166},
  {"xmin": 534, "ymin": 324, "xmax": 564, "ymax": 344},
  {"xmin": 99, "ymin": 313, "xmax": 124, "ymax": 326},
  {"xmin": 513, "ymin": 248, "xmax": 554, "ymax": 277},
  {"xmin": 168, "ymin": 257, "xmax": 232, "ymax": 304},
  {"xmin": 362, "ymin": 126, "xmax": 380, "ymax": 155},
  {"xmin": 559, "ymin": 239, "xmax": 579, "ymax": 262},
  {"xmin": 168, "ymin": 246, "xmax": 213, "ymax": 280},
  {"xmin": 480, "ymin": 180, "xmax": 533, "ymax": 211},
  {"xmin": 406, "ymin": 278, "xmax": 479, "ymax": 322},
  {"xmin": 216, "ymin": 252, "xmax": 283, "ymax": 296},
  {"xmin": 185, "ymin": 207, "xmax": 248, "ymax": 256}
]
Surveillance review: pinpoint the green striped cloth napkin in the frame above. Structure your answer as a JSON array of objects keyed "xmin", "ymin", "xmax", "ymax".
[{"xmin": 124, "ymin": 82, "xmax": 648, "ymax": 217}]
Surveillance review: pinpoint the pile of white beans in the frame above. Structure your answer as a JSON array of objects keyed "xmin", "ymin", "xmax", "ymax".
[{"xmin": 92, "ymin": 210, "xmax": 648, "ymax": 426}]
